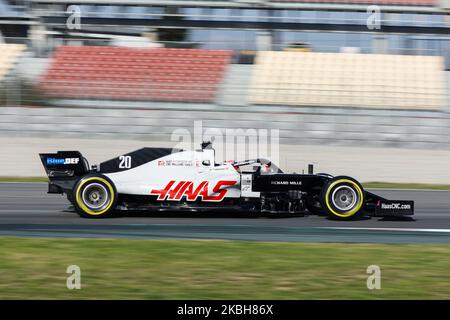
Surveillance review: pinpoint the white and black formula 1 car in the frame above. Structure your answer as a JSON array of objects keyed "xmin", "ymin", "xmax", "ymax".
[{"xmin": 40, "ymin": 142, "xmax": 414, "ymax": 220}]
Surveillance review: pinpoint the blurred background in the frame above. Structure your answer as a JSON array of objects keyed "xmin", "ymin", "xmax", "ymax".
[{"xmin": 0, "ymin": 0, "xmax": 450, "ymax": 182}]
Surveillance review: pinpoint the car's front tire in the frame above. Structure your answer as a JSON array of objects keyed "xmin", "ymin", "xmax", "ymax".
[
  {"xmin": 320, "ymin": 176, "xmax": 365, "ymax": 220},
  {"xmin": 73, "ymin": 174, "xmax": 117, "ymax": 218}
]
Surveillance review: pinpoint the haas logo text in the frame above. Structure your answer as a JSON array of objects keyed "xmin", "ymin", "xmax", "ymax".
[{"xmin": 150, "ymin": 180, "xmax": 236, "ymax": 202}]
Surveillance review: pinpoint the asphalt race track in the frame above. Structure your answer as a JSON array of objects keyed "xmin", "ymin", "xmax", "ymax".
[{"xmin": 1, "ymin": 183, "xmax": 450, "ymax": 243}]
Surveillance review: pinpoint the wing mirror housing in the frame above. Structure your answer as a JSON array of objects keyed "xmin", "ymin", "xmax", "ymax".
[{"xmin": 202, "ymin": 160, "xmax": 211, "ymax": 166}]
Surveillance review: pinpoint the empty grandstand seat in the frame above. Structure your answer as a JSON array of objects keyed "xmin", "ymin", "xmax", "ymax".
[
  {"xmin": 39, "ymin": 46, "xmax": 232, "ymax": 103},
  {"xmin": 0, "ymin": 44, "xmax": 26, "ymax": 81},
  {"xmin": 249, "ymin": 51, "xmax": 447, "ymax": 110}
]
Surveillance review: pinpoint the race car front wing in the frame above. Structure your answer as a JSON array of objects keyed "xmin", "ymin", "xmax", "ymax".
[
  {"xmin": 375, "ymin": 200, "xmax": 414, "ymax": 217},
  {"xmin": 365, "ymin": 191, "xmax": 414, "ymax": 217}
]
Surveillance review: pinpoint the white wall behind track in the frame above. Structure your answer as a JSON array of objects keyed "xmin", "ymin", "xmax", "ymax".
[
  {"xmin": 1, "ymin": 136, "xmax": 450, "ymax": 184},
  {"xmin": 1, "ymin": 106, "xmax": 450, "ymax": 149}
]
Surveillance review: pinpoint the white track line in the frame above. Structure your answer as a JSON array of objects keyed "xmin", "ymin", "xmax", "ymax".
[{"xmin": 322, "ymin": 227, "xmax": 450, "ymax": 233}]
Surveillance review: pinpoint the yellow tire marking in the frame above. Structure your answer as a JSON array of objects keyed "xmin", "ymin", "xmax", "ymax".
[
  {"xmin": 325, "ymin": 179, "xmax": 364, "ymax": 218},
  {"xmin": 75, "ymin": 177, "xmax": 115, "ymax": 216}
]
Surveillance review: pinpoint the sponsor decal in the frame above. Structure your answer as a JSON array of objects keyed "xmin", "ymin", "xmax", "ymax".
[
  {"xmin": 271, "ymin": 180, "xmax": 302, "ymax": 186},
  {"xmin": 380, "ymin": 202, "xmax": 411, "ymax": 210},
  {"xmin": 158, "ymin": 160, "xmax": 196, "ymax": 167},
  {"xmin": 150, "ymin": 180, "xmax": 236, "ymax": 202},
  {"xmin": 47, "ymin": 157, "xmax": 80, "ymax": 165}
]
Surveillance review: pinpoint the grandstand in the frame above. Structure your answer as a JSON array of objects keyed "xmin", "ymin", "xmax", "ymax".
[
  {"xmin": 0, "ymin": 0, "xmax": 31, "ymax": 41},
  {"xmin": 0, "ymin": 0, "xmax": 447, "ymax": 148},
  {"xmin": 39, "ymin": 46, "xmax": 232, "ymax": 102},
  {"xmin": 35, "ymin": 45, "xmax": 447, "ymax": 110},
  {"xmin": 27, "ymin": 0, "xmax": 450, "ymax": 66},
  {"xmin": 250, "ymin": 51, "xmax": 446, "ymax": 110},
  {"xmin": 0, "ymin": 43, "xmax": 25, "ymax": 80},
  {"xmin": 26, "ymin": 0, "xmax": 443, "ymax": 7}
]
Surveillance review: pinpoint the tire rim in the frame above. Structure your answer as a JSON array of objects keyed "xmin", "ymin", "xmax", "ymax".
[
  {"xmin": 81, "ymin": 183, "xmax": 109, "ymax": 211},
  {"xmin": 331, "ymin": 185, "xmax": 358, "ymax": 211}
]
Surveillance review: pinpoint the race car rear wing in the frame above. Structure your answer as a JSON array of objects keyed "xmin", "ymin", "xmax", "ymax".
[
  {"xmin": 39, "ymin": 151, "xmax": 91, "ymax": 194},
  {"xmin": 39, "ymin": 151, "xmax": 89, "ymax": 179}
]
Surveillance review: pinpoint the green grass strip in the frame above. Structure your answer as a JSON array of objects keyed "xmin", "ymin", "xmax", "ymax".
[
  {"xmin": 0, "ymin": 238, "xmax": 449, "ymax": 299},
  {"xmin": 0, "ymin": 176, "xmax": 48, "ymax": 182}
]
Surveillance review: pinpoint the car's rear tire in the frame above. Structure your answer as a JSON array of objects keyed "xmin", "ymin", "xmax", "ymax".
[
  {"xmin": 320, "ymin": 176, "xmax": 365, "ymax": 220},
  {"xmin": 73, "ymin": 174, "xmax": 117, "ymax": 218}
]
